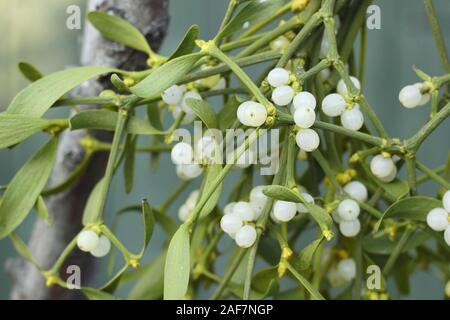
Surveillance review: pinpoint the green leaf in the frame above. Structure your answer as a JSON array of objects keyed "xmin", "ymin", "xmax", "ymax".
[
  {"xmin": 296, "ymin": 236, "xmax": 325, "ymax": 270},
  {"xmin": 100, "ymin": 264, "xmax": 128, "ymax": 294},
  {"xmin": 217, "ymin": 0, "xmax": 283, "ymax": 39},
  {"xmin": 131, "ymin": 53, "xmax": 202, "ymax": 98},
  {"xmin": 147, "ymin": 104, "xmax": 164, "ymax": 171},
  {"xmin": 168, "ymin": 25, "xmax": 200, "ymax": 60},
  {"xmin": 18, "ymin": 62, "xmax": 43, "ymax": 82},
  {"xmin": 82, "ymin": 288, "xmax": 117, "ymax": 300},
  {"xmin": 218, "ymin": 96, "xmax": 241, "ymax": 131},
  {"xmin": 164, "ymin": 223, "xmax": 190, "ymax": 300},
  {"xmin": 141, "ymin": 199, "xmax": 155, "ymax": 254},
  {"xmin": 0, "ymin": 113, "xmax": 57, "ymax": 149},
  {"xmin": 82, "ymin": 178, "xmax": 105, "ymax": 226},
  {"xmin": 199, "ymin": 165, "xmax": 223, "ymax": 219},
  {"xmin": 363, "ymin": 229, "xmax": 431, "ymax": 255},
  {"xmin": 35, "ymin": 196, "xmax": 52, "ymax": 225},
  {"xmin": 187, "ymin": 98, "xmax": 218, "ymax": 129},
  {"xmin": 88, "ymin": 11, "xmax": 152, "ymax": 55},
  {"xmin": 263, "ymin": 185, "xmax": 302, "ymax": 202},
  {"xmin": 7, "ymin": 66, "xmax": 113, "ymax": 117},
  {"xmin": 9, "ymin": 233, "xmax": 39, "ymax": 268},
  {"xmin": 374, "ymin": 196, "xmax": 441, "ymax": 231},
  {"xmin": 123, "ymin": 135, "xmax": 136, "ymax": 194},
  {"xmin": 70, "ymin": 110, "xmax": 165, "ymax": 135},
  {"xmin": 378, "ymin": 179, "xmax": 409, "ymax": 201},
  {"xmin": 251, "ymin": 266, "xmax": 279, "ymax": 298},
  {"xmin": 263, "ymin": 185, "xmax": 332, "ymax": 235},
  {"xmin": 0, "ymin": 138, "xmax": 57, "ymax": 239},
  {"xmin": 128, "ymin": 250, "xmax": 166, "ymax": 299}
]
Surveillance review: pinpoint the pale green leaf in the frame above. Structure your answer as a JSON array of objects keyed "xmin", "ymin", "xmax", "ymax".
[
  {"xmin": 199, "ymin": 165, "xmax": 223, "ymax": 219},
  {"xmin": 131, "ymin": 53, "xmax": 202, "ymax": 98},
  {"xmin": 82, "ymin": 178, "xmax": 105, "ymax": 226},
  {"xmin": 70, "ymin": 110, "xmax": 165, "ymax": 135},
  {"xmin": 141, "ymin": 199, "xmax": 155, "ymax": 254},
  {"xmin": 9, "ymin": 233, "xmax": 39, "ymax": 268},
  {"xmin": 218, "ymin": 96, "xmax": 241, "ymax": 130},
  {"xmin": 35, "ymin": 196, "xmax": 52, "ymax": 225},
  {"xmin": 168, "ymin": 25, "xmax": 200, "ymax": 60},
  {"xmin": 217, "ymin": 0, "xmax": 283, "ymax": 39},
  {"xmin": 0, "ymin": 113, "xmax": 56, "ymax": 149},
  {"xmin": 296, "ymin": 236, "xmax": 324, "ymax": 270},
  {"xmin": 128, "ymin": 250, "xmax": 166, "ymax": 299},
  {"xmin": 363, "ymin": 230, "xmax": 431, "ymax": 255},
  {"xmin": 0, "ymin": 138, "xmax": 57, "ymax": 239},
  {"xmin": 82, "ymin": 288, "xmax": 117, "ymax": 300},
  {"xmin": 18, "ymin": 62, "xmax": 43, "ymax": 82},
  {"xmin": 164, "ymin": 224, "xmax": 190, "ymax": 300},
  {"xmin": 262, "ymin": 185, "xmax": 302, "ymax": 202},
  {"xmin": 187, "ymin": 98, "xmax": 218, "ymax": 129},
  {"xmin": 378, "ymin": 179, "xmax": 409, "ymax": 201},
  {"xmin": 88, "ymin": 11, "xmax": 152, "ymax": 54},
  {"xmin": 374, "ymin": 196, "xmax": 441, "ymax": 232},
  {"xmin": 7, "ymin": 66, "xmax": 113, "ymax": 117}
]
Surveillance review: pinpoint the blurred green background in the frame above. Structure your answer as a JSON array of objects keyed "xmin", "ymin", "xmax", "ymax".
[{"xmin": 0, "ymin": 0, "xmax": 449, "ymax": 299}]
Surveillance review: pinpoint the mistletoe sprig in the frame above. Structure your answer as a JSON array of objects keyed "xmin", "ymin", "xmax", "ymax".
[{"xmin": 1, "ymin": 0, "xmax": 450, "ymax": 300}]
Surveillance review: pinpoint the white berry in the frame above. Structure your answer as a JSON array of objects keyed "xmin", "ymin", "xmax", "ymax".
[
  {"xmin": 337, "ymin": 76, "xmax": 361, "ymax": 96},
  {"xmin": 339, "ymin": 219, "xmax": 361, "ymax": 237},
  {"xmin": 195, "ymin": 136, "xmax": 219, "ymax": 163},
  {"xmin": 250, "ymin": 201, "xmax": 265, "ymax": 220},
  {"xmin": 273, "ymin": 200, "xmax": 297, "ymax": 222},
  {"xmin": 344, "ymin": 181, "xmax": 368, "ymax": 202},
  {"xmin": 224, "ymin": 202, "xmax": 236, "ymax": 215},
  {"xmin": 178, "ymin": 204, "xmax": 191, "ymax": 222},
  {"xmin": 294, "ymin": 106, "xmax": 316, "ymax": 129},
  {"xmin": 270, "ymin": 36, "xmax": 290, "ymax": 52},
  {"xmin": 172, "ymin": 105, "xmax": 196, "ymax": 124},
  {"xmin": 445, "ymin": 226, "xmax": 450, "ymax": 246},
  {"xmin": 220, "ymin": 214, "xmax": 243, "ymax": 234},
  {"xmin": 426, "ymin": 208, "xmax": 449, "ymax": 231},
  {"xmin": 181, "ymin": 91, "xmax": 202, "ymax": 115},
  {"xmin": 250, "ymin": 185, "xmax": 268, "ymax": 204},
  {"xmin": 77, "ymin": 230, "xmax": 99, "ymax": 252},
  {"xmin": 293, "ymin": 91, "xmax": 317, "ymax": 111},
  {"xmin": 235, "ymin": 225, "xmax": 257, "ymax": 248},
  {"xmin": 322, "ymin": 93, "xmax": 346, "ymax": 117},
  {"xmin": 161, "ymin": 85, "xmax": 184, "ymax": 105},
  {"xmin": 267, "ymin": 68, "xmax": 290, "ymax": 87},
  {"xmin": 171, "ymin": 142, "xmax": 193, "ymax": 165},
  {"xmin": 337, "ymin": 199, "xmax": 360, "ymax": 221},
  {"xmin": 370, "ymin": 155, "xmax": 395, "ymax": 179},
  {"xmin": 442, "ymin": 190, "xmax": 450, "ymax": 212},
  {"xmin": 378, "ymin": 165, "xmax": 397, "ymax": 183},
  {"xmin": 341, "ymin": 107, "xmax": 364, "ymax": 131},
  {"xmin": 176, "ymin": 164, "xmax": 203, "ymax": 180},
  {"xmin": 90, "ymin": 235, "xmax": 111, "ymax": 258},
  {"xmin": 271, "ymin": 85, "xmax": 295, "ymax": 106},
  {"xmin": 237, "ymin": 101, "xmax": 267, "ymax": 127},
  {"xmin": 233, "ymin": 201, "xmax": 255, "ymax": 221},
  {"xmin": 414, "ymin": 83, "xmax": 430, "ymax": 106},
  {"xmin": 297, "ymin": 193, "xmax": 315, "ymax": 213},
  {"xmin": 296, "ymin": 129, "xmax": 320, "ymax": 152},
  {"xmin": 399, "ymin": 85, "xmax": 421, "ymax": 108},
  {"xmin": 337, "ymin": 258, "xmax": 356, "ymax": 282}
]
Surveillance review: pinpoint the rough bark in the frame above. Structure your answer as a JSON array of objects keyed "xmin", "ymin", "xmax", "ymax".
[{"xmin": 6, "ymin": 0, "xmax": 169, "ymax": 300}]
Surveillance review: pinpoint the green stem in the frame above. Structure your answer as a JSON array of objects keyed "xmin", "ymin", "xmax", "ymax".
[
  {"xmin": 406, "ymin": 157, "xmax": 418, "ymax": 195},
  {"xmin": 417, "ymin": 165, "xmax": 445, "ymax": 185},
  {"xmin": 240, "ymin": 2, "xmax": 291, "ymax": 38},
  {"xmin": 382, "ymin": 226, "xmax": 414, "ymax": 275},
  {"xmin": 358, "ymin": 24, "xmax": 367, "ymax": 87},
  {"xmin": 214, "ymin": 0, "xmax": 240, "ymax": 43},
  {"xmin": 406, "ymin": 101, "xmax": 450, "ymax": 151},
  {"xmin": 285, "ymin": 260, "xmax": 325, "ymax": 300},
  {"xmin": 207, "ymin": 45, "xmax": 271, "ymax": 107},
  {"xmin": 312, "ymin": 149, "xmax": 340, "ymax": 190},
  {"xmin": 423, "ymin": 0, "xmax": 450, "ymax": 74},
  {"xmin": 416, "ymin": 161, "xmax": 450, "ymax": 189},
  {"xmin": 210, "ymin": 248, "xmax": 246, "ymax": 299},
  {"xmin": 49, "ymin": 235, "xmax": 78, "ymax": 273}
]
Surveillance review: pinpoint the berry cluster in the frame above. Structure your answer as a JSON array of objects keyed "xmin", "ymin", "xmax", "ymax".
[
  {"xmin": 219, "ymin": 186, "xmax": 269, "ymax": 248},
  {"xmin": 426, "ymin": 190, "xmax": 450, "ymax": 246},
  {"xmin": 76, "ymin": 230, "xmax": 111, "ymax": 258}
]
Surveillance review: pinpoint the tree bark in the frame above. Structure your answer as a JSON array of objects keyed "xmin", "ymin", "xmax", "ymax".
[{"xmin": 6, "ymin": 0, "xmax": 169, "ymax": 300}]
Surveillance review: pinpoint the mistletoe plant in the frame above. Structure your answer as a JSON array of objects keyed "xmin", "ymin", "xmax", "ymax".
[{"xmin": 1, "ymin": 0, "xmax": 450, "ymax": 300}]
